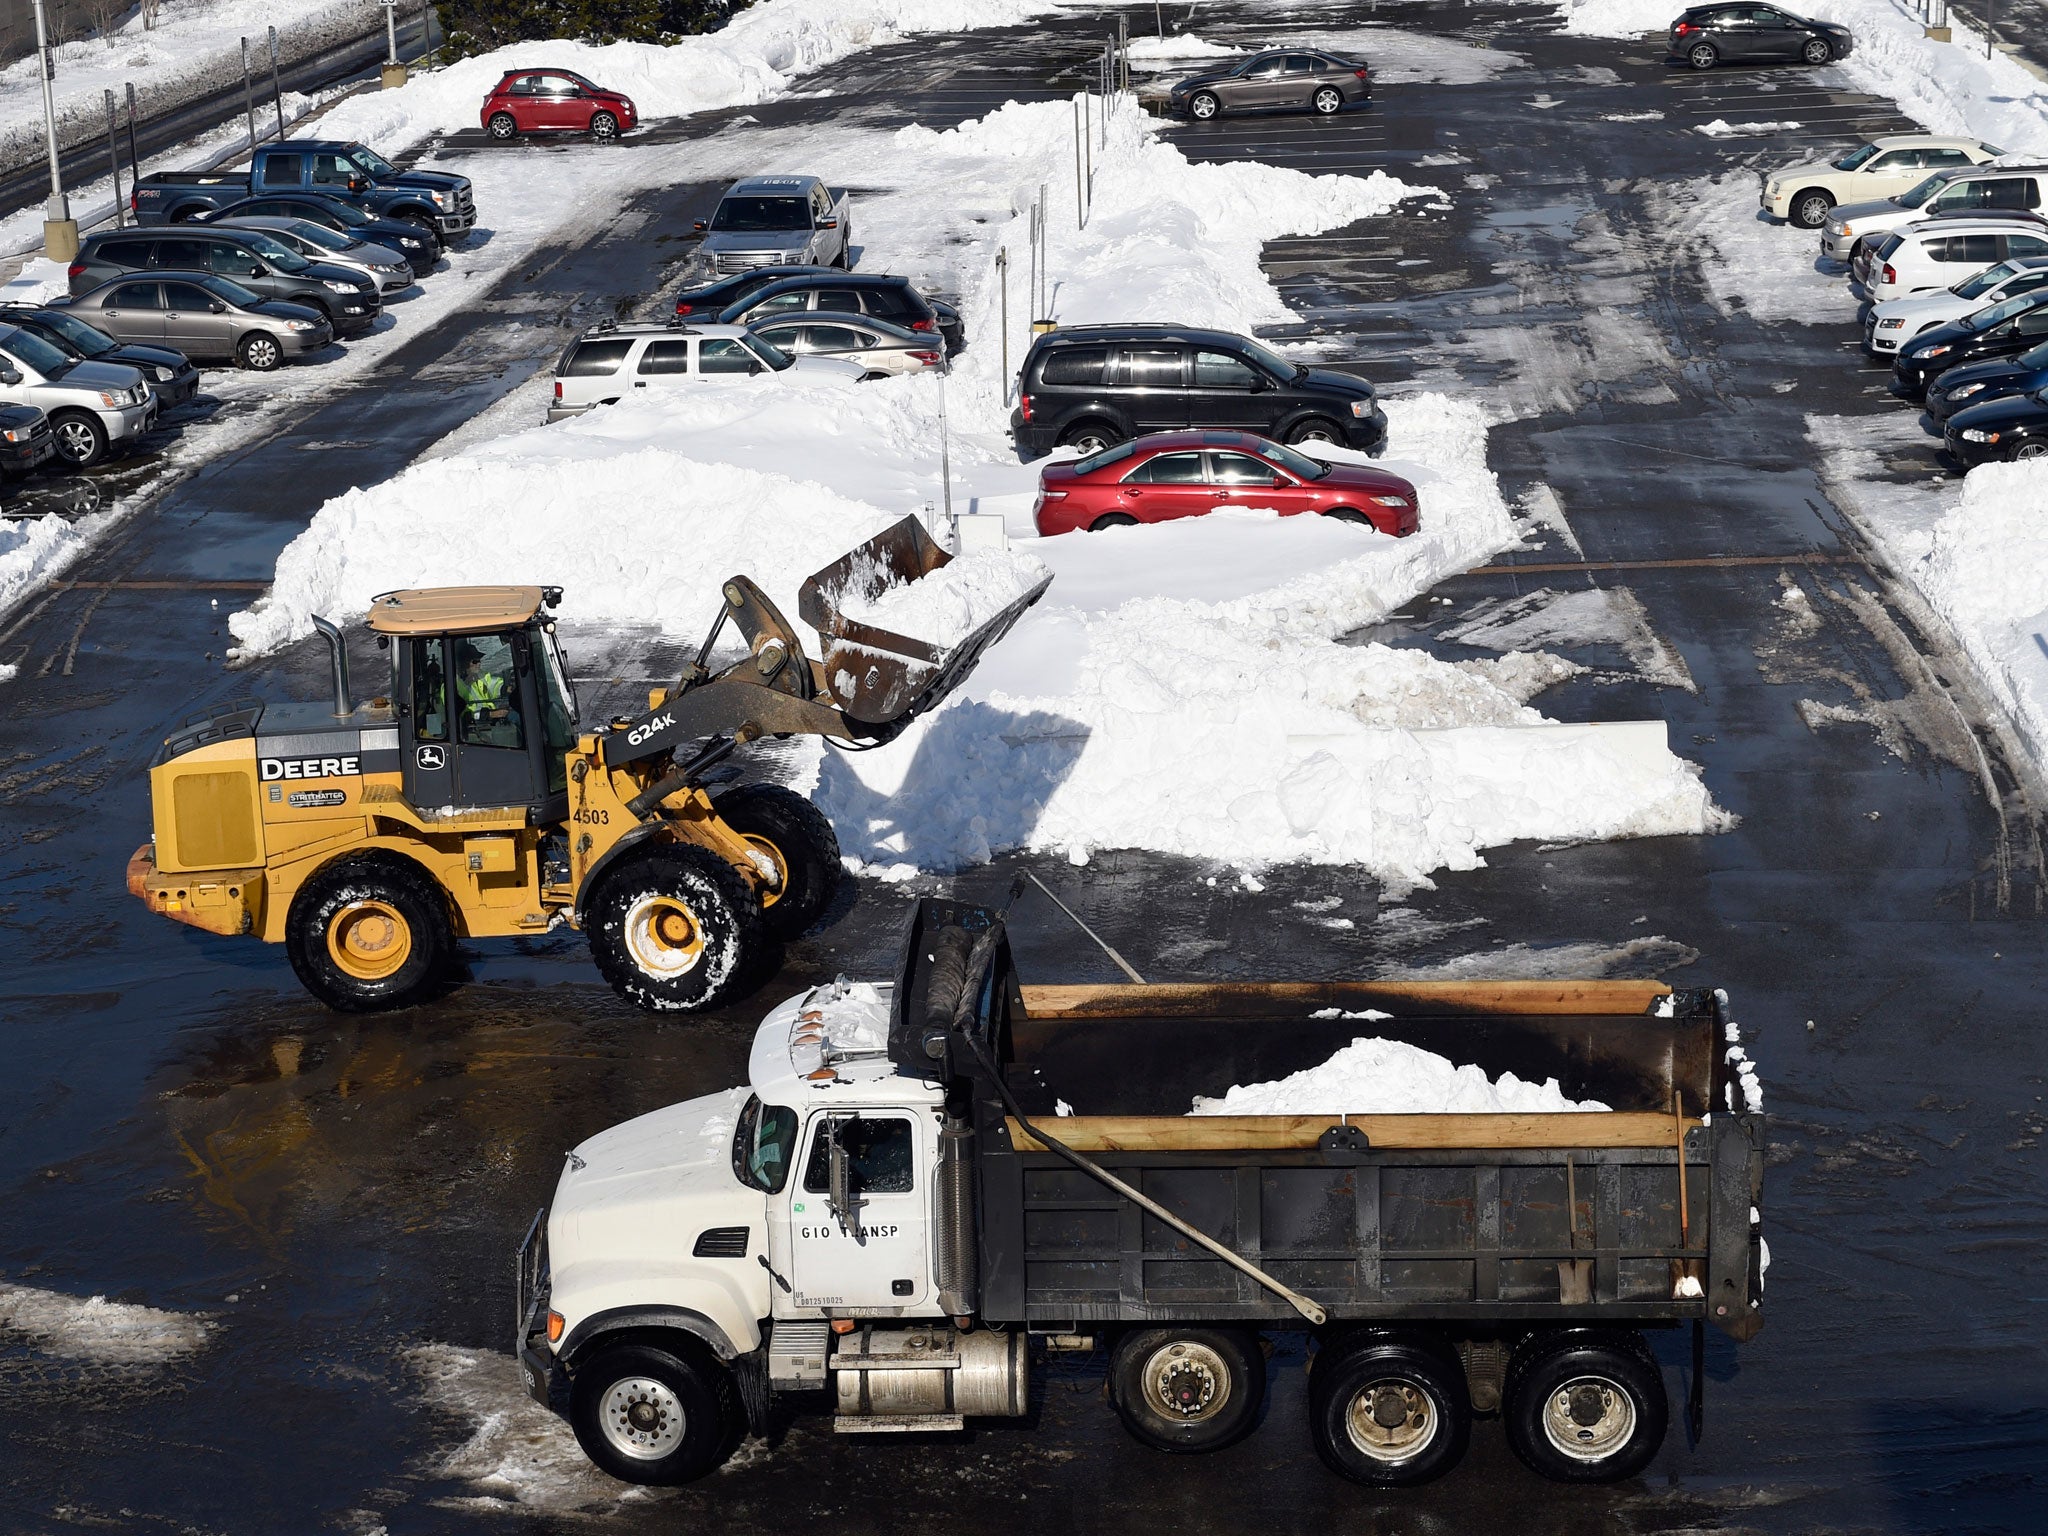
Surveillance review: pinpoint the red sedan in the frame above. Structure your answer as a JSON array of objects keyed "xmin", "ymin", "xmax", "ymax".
[
  {"xmin": 1033, "ymin": 430, "xmax": 1419, "ymax": 537},
  {"xmin": 481, "ymin": 70, "xmax": 638, "ymax": 142}
]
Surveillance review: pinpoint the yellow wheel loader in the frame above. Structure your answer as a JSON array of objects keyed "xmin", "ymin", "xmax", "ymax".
[{"xmin": 127, "ymin": 517, "xmax": 1049, "ymax": 1014}]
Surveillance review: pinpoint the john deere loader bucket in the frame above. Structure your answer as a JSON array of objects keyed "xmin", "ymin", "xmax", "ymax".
[{"xmin": 799, "ymin": 515, "xmax": 1050, "ymax": 740}]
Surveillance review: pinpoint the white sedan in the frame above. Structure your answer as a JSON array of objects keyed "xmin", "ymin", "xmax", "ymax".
[
  {"xmin": 1760, "ymin": 135, "xmax": 2002, "ymax": 230},
  {"xmin": 1865, "ymin": 256, "xmax": 2048, "ymax": 354}
]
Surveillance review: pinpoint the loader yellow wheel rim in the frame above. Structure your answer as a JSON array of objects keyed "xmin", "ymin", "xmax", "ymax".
[
  {"xmin": 327, "ymin": 900, "xmax": 412, "ymax": 981},
  {"xmin": 741, "ymin": 834, "xmax": 789, "ymax": 910},
  {"xmin": 623, "ymin": 893, "xmax": 706, "ymax": 976}
]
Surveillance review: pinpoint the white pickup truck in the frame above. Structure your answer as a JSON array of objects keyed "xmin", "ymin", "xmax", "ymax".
[
  {"xmin": 695, "ymin": 175, "xmax": 853, "ymax": 276},
  {"xmin": 1759, "ymin": 135, "xmax": 2001, "ymax": 230}
]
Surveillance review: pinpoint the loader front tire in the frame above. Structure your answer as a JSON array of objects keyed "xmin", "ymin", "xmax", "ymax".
[
  {"xmin": 715, "ymin": 783, "xmax": 841, "ymax": 940},
  {"xmin": 586, "ymin": 843, "xmax": 762, "ymax": 1012},
  {"xmin": 286, "ymin": 854, "xmax": 452, "ymax": 1012}
]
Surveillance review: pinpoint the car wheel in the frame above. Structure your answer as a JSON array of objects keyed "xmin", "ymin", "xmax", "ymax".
[
  {"xmin": 1790, "ymin": 189, "xmax": 1833, "ymax": 229},
  {"xmin": 1286, "ymin": 417, "xmax": 1344, "ymax": 446},
  {"xmin": 1801, "ymin": 37, "xmax": 1832, "ymax": 64},
  {"xmin": 487, "ymin": 112, "xmax": 518, "ymax": 140},
  {"xmin": 238, "ymin": 332, "xmax": 283, "ymax": 371},
  {"xmin": 1089, "ymin": 512, "xmax": 1139, "ymax": 531},
  {"xmin": 1189, "ymin": 90, "xmax": 1220, "ymax": 121},
  {"xmin": 590, "ymin": 111, "xmax": 619, "ymax": 141},
  {"xmin": 48, "ymin": 410, "xmax": 109, "ymax": 469},
  {"xmin": 2011, "ymin": 441, "xmax": 2048, "ymax": 461},
  {"xmin": 1688, "ymin": 41, "xmax": 1718, "ymax": 69},
  {"xmin": 1312, "ymin": 86, "xmax": 1344, "ymax": 115},
  {"xmin": 1059, "ymin": 421, "xmax": 1122, "ymax": 456},
  {"xmin": 284, "ymin": 853, "xmax": 452, "ymax": 1012}
]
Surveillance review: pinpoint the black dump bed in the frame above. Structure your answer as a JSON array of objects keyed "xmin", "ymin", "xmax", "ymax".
[{"xmin": 890, "ymin": 900, "xmax": 1765, "ymax": 1342}]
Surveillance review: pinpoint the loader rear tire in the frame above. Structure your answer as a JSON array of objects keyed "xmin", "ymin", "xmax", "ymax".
[
  {"xmin": 285, "ymin": 854, "xmax": 452, "ymax": 1012},
  {"xmin": 586, "ymin": 843, "xmax": 762, "ymax": 1012},
  {"xmin": 715, "ymin": 783, "xmax": 840, "ymax": 940}
]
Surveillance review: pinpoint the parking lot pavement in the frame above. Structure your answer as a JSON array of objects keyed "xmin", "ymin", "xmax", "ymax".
[{"xmin": 2, "ymin": 4, "xmax": 2046, "ymax": 1532}]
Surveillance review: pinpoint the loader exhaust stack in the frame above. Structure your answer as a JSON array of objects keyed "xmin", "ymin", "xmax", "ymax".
[{"xmin": 309, "ymin": 614, "xmax": 352, "ymax": 719}]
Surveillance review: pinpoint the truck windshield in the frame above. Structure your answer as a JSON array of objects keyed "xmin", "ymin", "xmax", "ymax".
[
  {"xmin": 347, "ymin": 147, "xmax": 399, "ymax": 179},
  {"xmin": 732, "ymin": 1095, "xmax": 799, "ymax": 1193},
  {"xmin": 712, "ymin": 197, "xmax": 811, "ymax": 232}
]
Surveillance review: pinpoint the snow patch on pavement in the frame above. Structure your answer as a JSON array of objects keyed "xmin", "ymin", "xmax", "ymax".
[
  {"xmin": 0, "ymin": 1282, "xmax": 214, "ymax": 1364},
  {"xmin": 1380, "ymin": 934, "xmax": 1701, "ymax": 980},
  {"xmin": 1443, "ymin": 585, "xmax": 1697, "ymax": 690},
  {"xmin": 1650, "ymin": 172, "xmax": 1859, "ymax": 325},
  {"xmin": 1191, "ymin": 1036, "xmax": 1611, "ymax": 1114},
  {"xmin": 1697, "ymin": 118, "xmax": 1804, "ymax": 137}
]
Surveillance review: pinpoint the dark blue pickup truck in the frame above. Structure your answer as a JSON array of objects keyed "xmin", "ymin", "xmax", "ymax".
[{"xmin": 131, "ymin": 140, "xmax": 476, "ymax": 240}]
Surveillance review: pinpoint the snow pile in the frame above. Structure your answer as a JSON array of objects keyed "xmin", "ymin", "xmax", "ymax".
[
  {"xmin": 1126, "ymin": 34, "xmax": 1245, "ymax": 60},
  {"xmin": 837, "ymin": 546, "xmax": 1048, "ymax": 647},
  {"xmin": 798, "ymin": 978, "xmax": 893, "ymax": 1051},
  {"xmin": 1, "ymin": 258, "xmax": 78, "ymax": 306},
  {"xmin": 1190, "ymin": 1036, "xmax": 1612, "ymax": 1115},
  {"xmin": 0, "ymin": 509, "xmax": 98, "ymax": 629},
  {"xmin": 316, "ymin": 0, "xmax": 1060, "ymax": 155},
  {"xmin": 1697, "ymin": 119, "xmax": 1804, "ymax": 137},
  {"xmin": 0, "ymin": 1282, "xmax": 214, "ymax": 1364}
]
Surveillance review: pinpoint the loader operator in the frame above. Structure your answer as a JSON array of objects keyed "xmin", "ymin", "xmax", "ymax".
[{"xmin": 456, "ymin": 641, "xmax": 521, "ymax": 748}]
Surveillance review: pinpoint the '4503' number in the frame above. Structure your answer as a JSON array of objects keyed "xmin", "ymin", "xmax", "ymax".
[{"xmin": 572, "ymin": 807, "xmax": 610, "ymax": 826}]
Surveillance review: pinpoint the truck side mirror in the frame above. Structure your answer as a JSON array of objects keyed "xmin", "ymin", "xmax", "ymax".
[
  {"xmin": 817, "ymin": 217, "xmax": 838, "ymax": 230},
  {"xmin": 825, "ymin": 1118, "xmax": 865, "ymax": 1241},
  {"xmin": 692, "ymin": 220, "xmax": 707, "ymax": 233}
]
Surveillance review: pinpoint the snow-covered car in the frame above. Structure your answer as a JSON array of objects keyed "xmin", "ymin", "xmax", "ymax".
[
  {"xmin": 1823, "ymin": 161, "xmax": 2048, "ymax": 263},
  {"xmin": 1855, "ymin": 215, "xmax": 2048, "ymax": 303},
  {"xmin": 547, "ymin": 321, "xmax": 862, "ymax": 421},
  {"xmin": 1760, "ymin": 135, "xmax": 2002, "ymax": 231},
  {"xmin": 1864, "ymin": 256, "xmax": 2048, "ymax": 355},
  {"xmin": 743, "ymin": 311, "xmax": 943, "ymax": 378}
]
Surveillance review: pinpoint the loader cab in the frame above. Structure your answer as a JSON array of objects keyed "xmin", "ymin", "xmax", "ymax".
[{"xmin": 366, "ymin": 585, "xmax": 578, "ymax": 821}]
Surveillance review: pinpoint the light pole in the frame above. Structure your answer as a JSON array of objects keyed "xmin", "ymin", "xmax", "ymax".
[
  {"xmin": 382, "ymin": 0, "xmax": 408, "ymax": 89},
  {"xmin": 31, "ymin": 0, "xmax": 77, "ymax": 261}
]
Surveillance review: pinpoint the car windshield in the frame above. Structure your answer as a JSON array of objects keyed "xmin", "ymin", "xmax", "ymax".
[
  {"xmin": 1073, "ymin": 440, "xmax": 1137, "ymax": 474},
  {"xmin": 0, "ymin": 327, "xmax": 75, "ymax": 376},
  {"xmin": 347, "ymin": 146, "xmax": 397, "ymax": 178},
  {"xmin": 1257, "ymin": 438, "xmax": 1331, "ymax": 480},
  {"xmin": 1897, "ymin": 174, "xmax": 1946, "ymax": 209},
  {"xmin": 1832, "ymin": 144, "xmax": 1881, "ymax": 172},
  {"xmin": 1954, "ymin": 261, "xmax": 2017, "ymax": 298},
  {"xmin": 731, "ymin": 1095, "xmax": 799, "ymax": 1193},
  {"xmin": 712, "ymin": 196, "xmax": 811, "ymax": 232},
  {"xmin": 199, "ymin": 275, "xmax": 261, "ymax": 307},
  {"xmin": 24, "ymin": 309, "xmax": 113, "ymax": 356},
  {"xmin": 2019, "ymin": 340, "xmax": 2048, "ymax": 368},
  {"xmin": 322, "ymin": 198, "xmax": 374, "ymax": 227},
  {"xmin": 1971, "ymin": 293, "xmax": 2042, "ymax": 328},
  {"xmin": 239, "ymin": 231, "xmax": 310, "ymax": 272},
  {"xmin": 1236, "ymin": 335, "xmax": 1307, "ymax": 381},
  {"xmin": 289, "ymin": 221, "xmax": 353, "ymax": 252},
  {"xmin": 742, "ymin": 334, "xmax": 793, "ymax": 370}
]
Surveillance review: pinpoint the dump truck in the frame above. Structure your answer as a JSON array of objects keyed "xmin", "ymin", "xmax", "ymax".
[
  {"xmin": 127, "ymin": 520, "xmax": 1048, "ymax": 1014},
  {"xmin": 514, "ymin": 898, "xmax": 1767, "ymax": 1489}
]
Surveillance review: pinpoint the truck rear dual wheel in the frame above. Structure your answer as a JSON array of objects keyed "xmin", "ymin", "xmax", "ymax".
[
  {"xmin": 569, "ymin": 1342, "xmax": 741, "ymax": 1485},
  {"xmin": 285, "ymin": 854, "xmax": 453, "ymax": 1011},
  {"xmin": 716, "ymin": 783, "xmax": 840, "ymax": 939},
  {"xmin": 586, "ymin": 843, "xmax": 763, "ymax": 1011},
  {"xmin": 1501, "ymin": 1330, "xmax": 1666, "ymax": 1483},
  {"xmin": 1308, "ymin": 1332, "xmax": 1470, "ymax": 1486},
  {"xmin": 1108, "ymin": 1328, "xmax": 1266, "ymax": 1453}
]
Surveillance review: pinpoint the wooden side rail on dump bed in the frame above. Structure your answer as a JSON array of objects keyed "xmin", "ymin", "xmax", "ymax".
[
  {"xmin": 1018, "ymin": 979, "xmax": 1675, "ymax": 1019},
  {"xmin": 1005, "ymin": 1112, "xmax": 1703, "ymax": 1152}
]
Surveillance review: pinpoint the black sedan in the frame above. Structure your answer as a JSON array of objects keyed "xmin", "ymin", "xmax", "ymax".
[
  {"xmin": 1945, "ymin": 386, "xmax": 2048, "ymax": 468},
  {"xmin": 1669, "ymin": 6, "xmax": 1853, "ymax": 70},
  {"xmin": 1926, "ymin": 341, "xmax": 2048, "ymax": 425},
  {"xmin": 1892, "ymin": 290, "xmax": 2048, "ymax": 400},
  {"xmin": 0, "ymin": 401, "xmax": 55, "ymax": 478},
  {"xmin": 0, "ymin": 302, "xmax": 201, "ymax": 408},
  {"xmin": 199, "ymin": 193, "xmax": 440, "ymax": 277}
]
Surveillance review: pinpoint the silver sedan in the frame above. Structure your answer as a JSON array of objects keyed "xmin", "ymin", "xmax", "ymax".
[
  {"xmin": 744, "ymin": 310, "xmax": 943, "ymax": 378},
  {"xmin": 208, "ymin": 215, "xmax": 415, "ymax": 294}
]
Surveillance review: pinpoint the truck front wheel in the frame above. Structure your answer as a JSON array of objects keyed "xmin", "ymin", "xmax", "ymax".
[
  {"xmin": 585, "ymin": 842, "xmax": 762, "ymax": 1011},
  {"xmin": 715, "ymin": 783, "xmax": 840, "ymax": 939},
  {"xmin": 569, "ymin": 1342, "xmax": 739, "ymax": 1485},
  {"xmin": 1307, "ymin": 1331, "xmax": 1470, "ymax": 1486},
  {"xmin": 1501, "ymin": 1330, "xmax": 1666, "ymax": 1483},
  {"xmin": 1108, "ymin": 1328, "xmax": 1265, "ymax": 1453},
  {"xmin": 285, "ymin": 854, "xmax": 452, "ymax": 1011}
]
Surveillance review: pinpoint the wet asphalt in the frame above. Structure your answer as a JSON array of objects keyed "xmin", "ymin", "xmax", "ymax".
[{"xmin": 2, "ymin": 2, "xmax": 2046, "ymax": 1531}]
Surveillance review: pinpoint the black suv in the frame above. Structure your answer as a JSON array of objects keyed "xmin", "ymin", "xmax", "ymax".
[
  {"xmin": 714, "ymin": 273, "xmax": 964, "ymax": 355},
  {"xmin": 70, "ymin": 228, "xmax": 380, "ymax": 337},
  {"xmin": 1010, "ymin": 325, "xmax": 1386, "ymax": 459}
]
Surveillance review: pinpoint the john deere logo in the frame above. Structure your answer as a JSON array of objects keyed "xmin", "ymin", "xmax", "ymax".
[{"xmin": 416, "ymin": 744, "xmax": 446, "ymax": 770}]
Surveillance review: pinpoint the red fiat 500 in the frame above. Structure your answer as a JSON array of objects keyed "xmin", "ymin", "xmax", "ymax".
[
  {"xmin": 481, "ymin": 70, "xmax": 638, "ymax": 141},
  {"xmin": 1033, "ymin": 430, "xmax": 1419, "ymax": 537}
]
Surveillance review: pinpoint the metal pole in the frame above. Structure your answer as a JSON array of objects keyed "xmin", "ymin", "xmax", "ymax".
[
  {"xmin": 125, "ymin": 82, "xmax": 140, "ymax": 181},
  {"xmin": 420, "ymin": 0, "xmax": 433, "ymax": 65},
  {"xmin": 105, "ymin": 89, "xmax": 122, "ymax": 227},
  {"xmin": 269, "ymin": 26, "xmax": 284, "ymax": 140},
  {"xmin": 997, "ymin": 246, "xmax": 1009, "ymax": 405},
  {"xmin": 242, "ymin": 38, "xmax": 256, "ymax": 151},
  {"xmin": 1155, "ymin": 0, "xmax": 1163, "ymax": 39},
  {"xmin": 32, "ymin": 0, "xmax": 71, "ymax": 234},
  {"xmin": 385, "ymin": 0, "xmax": 399, "ymax": 66},
  {"xmin": 1073, "ymin": 99, "xmax": 1084, "ymax": 229},
  {"xmin": 936, "ymin": 366, "xmax": 955, "ymax": 541},
  {"xmin": 1084, "ymin": 93, "xmax": 1093, "ymax": 206}
]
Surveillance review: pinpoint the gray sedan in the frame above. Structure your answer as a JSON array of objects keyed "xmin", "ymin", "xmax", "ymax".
[
  {"xmin": 1168, "ymin": 49, "xmax": 1371, "ymax": 120},
  {"xmin": 207, "ymin": 214, "xmax": 415, "ymax": 294},
  {"xmin": 744, "ymin": 310, "xmax": 944, "ymax": 378},
  {"xmin": 65, "ymin": 272, "xmax": 332, "ymax": 371}
]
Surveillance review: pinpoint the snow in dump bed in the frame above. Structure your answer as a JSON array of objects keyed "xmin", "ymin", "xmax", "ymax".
[
  {"xmin": 0, "ymin": 1283, "xmax": 214, "ymax": 1364},
  {"xmin": 314, "ymin": 0, "xmax": 1060, "ymax": 156},
  {"xmin": 837, "ymin": 547, "xmax": 1048, "ymax": 649},
  {"xmin": 236, "ymin": 94, "xmax": 1723, "ymax": 886},
  {"xmin": 1190, "ymin": 1036, "xmax": 1611, "ymax": 1116}
]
